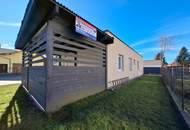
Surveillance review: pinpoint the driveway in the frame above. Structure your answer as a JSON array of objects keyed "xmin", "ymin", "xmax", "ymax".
[{"xmin": 0, "ymin": 74, "xmax": 21, "ymax": 86}]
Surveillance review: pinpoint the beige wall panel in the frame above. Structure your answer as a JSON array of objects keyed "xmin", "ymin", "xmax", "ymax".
[
  {"xmin": 0, "ymin": 51, "xmax": 22, "ymax": 73},
  {"xmin": 106, "ymin": 32, "xmax": 143, "ymax": 88}
]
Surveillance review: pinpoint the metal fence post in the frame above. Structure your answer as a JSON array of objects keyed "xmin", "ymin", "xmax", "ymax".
[
  {"xmin": 171, "ymin": 66, "xmax": 173, "ymax": 91},
  {"xmin": 182, "ymin": 64, "xmax": 184, "ymax": 111}
]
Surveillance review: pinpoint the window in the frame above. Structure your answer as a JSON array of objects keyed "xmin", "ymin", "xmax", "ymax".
[
  {"xmin": 118, "ymin": 55, "xmax": 124, "ymax": 71},
  {"xmin": 134, "ymin": 59, "xmax": 136, "ymax": 65},
  {"xmin": 129, "ymin": 57, "xmax": 132, "ymax": 71},
  {"xmin": 137, "ymin": 61, "xmax": 139, "ymax": 70}
]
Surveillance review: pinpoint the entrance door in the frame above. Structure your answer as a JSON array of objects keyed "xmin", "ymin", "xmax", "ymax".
[{"xmin": 0, "ymin": 64, "xmax": 8, "ymax": 73}]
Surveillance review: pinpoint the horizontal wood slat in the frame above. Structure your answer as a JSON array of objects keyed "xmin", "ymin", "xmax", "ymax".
[
  {"xmin": 53, "ymin": 58, "xmax": 105, "ymax": 66},
  {"xmin": 53, "ymin": 28, "xmax": 106, "ymax": 49},
  {"xmin": 53, "ymin": 36, "xmax": 104, "ymax": 54},
  {"xmin": 54, "ymin": 43, "xmax": 105, "ymax": 57},
  {"xmin": 31, "ymin": 59, "xmax": 46, "ymax": 64},
  {"xmin": 53, "ymin": 50, "xmax": 105, "ymax": 61},
  {"xmin": 32, "ymin": 51, "xmax": 46, "ymax": 59},
  {"xmin": 29, "ymin": 39, "xmax": 46, "ymax": 52}
]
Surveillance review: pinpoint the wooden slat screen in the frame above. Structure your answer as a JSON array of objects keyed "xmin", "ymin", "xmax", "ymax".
[
  {"xmin": 23, "ymin": 27, "xmax": 47, "ymax": 67},
  {"xmin": 52, "ymin": 28, "xmax": 106, "ymax": 67}
]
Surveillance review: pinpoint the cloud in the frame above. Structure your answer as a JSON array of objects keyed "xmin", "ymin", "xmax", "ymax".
[
  {"xmin": 0, "ymin": 42, "xmax": 14, "ymax": 49},
  {"xmin": 132, "ymin": 31, "xmax": 190, "ymax": 48},
  {"xmin": 131, "ymin": 38, "xmax": 158, "ymax": 47},
  {"xmin": 132, "ymin": 16, "xmax": 190, "ymax": 48},
  {"xmin": 139, "ymin": 46, "xmax": 178, "ymax": 55},
  {"xmin": 139, "ymin": 47, "xmax": 160, "ymax": 54},
  {"xmin": 0, "ymin": 21, "xmax": 21, "ymax": 27},
  {"xmin": 112, "ymin": 0, "xmax": 128, "ymax": 6}
]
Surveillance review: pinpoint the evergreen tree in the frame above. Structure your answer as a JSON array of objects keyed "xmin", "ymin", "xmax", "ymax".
[
  {"xmin": 162, "ymin": 57, "xmax": 168, "ymax": 65},
  {"xmin": 155, "ymin": 53, "xmax": 163, "ymax": 60},
  {"xmin": 176, "ymin": 47, "xmax": 190, "ymax": 65}
]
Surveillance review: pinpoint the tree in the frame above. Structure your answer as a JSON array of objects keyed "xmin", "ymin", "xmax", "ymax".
[
  {"xmin": 154, "ymin": 52, "xmax": 167, "ymax": 65},
  {"xmin": 176, "ymin": 47, "xmax": 190, "ymax": 65},
  {"xmin": 155, "ymin": 52, "xmax": 164, "ymax": 60},
  {"xmin": 162, "ymin": 57, "xmax": 168, "ymax": 65}
]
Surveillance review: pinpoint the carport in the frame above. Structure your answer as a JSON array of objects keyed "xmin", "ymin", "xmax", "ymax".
[{"xmin": 15, "ymin": 0, "xmax": 113, "ymax": 112}]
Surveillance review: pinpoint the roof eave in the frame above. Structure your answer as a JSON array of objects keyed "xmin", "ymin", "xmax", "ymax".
[
  {"xmin": 15, "ymin": 0, "xmax": 113, "ymax": 50},
  {"xmin": 15, "ymin": 0, "xmax": 55, "ymax": 49}
]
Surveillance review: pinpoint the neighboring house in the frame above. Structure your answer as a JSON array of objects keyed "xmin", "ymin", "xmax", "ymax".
[
  {"xmin": 143, "ymin": 60, "xmax": 162, "ymax": 74},
  {"xmin": 106, "ymin": 31, "xmax": 143, "ymax": 88},
  {"xmin": 0, "ymin": 48, "xmax": 22, "ymax": 74}
]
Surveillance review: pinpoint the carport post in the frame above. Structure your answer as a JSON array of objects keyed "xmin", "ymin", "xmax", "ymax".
[{"xmin": 45, "ymin": 21, "xmax": 54, "ymax": 112}]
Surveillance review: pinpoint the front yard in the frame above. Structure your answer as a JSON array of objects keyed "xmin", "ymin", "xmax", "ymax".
[{"xmin": 0, "ymin": 76, "xmax": 188, "ymax": 130}]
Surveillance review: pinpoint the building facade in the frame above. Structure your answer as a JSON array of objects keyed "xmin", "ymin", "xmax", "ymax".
[
  {"xmin": 143, "ymin": 60, "xmax": 162, "ymax": 74},
  {"xmin": 0, "ymin": 48, "xmax": 22, "ymax": 74},
  {"xmin": 106, "ymin": 31, "xmax": 143, "ymax": 88}
]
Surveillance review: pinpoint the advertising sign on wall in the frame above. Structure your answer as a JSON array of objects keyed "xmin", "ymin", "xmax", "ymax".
[{"xmin": 75, "ymin": 17, "xmax": 97, "ymax": 41}]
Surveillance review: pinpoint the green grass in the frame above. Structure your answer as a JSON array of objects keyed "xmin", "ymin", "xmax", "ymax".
[
  {"xmin": 0, "ymin": 76, "xmax": 188, "ymax": 130},
  {"xmin": 175, "ymin": 79, "xmax": 190, "ymax": 113},
  {"xmin": 183, "ymin": 80, "xmax": 190, "ymax": 113},
  {"xmin": 0, "ymin": 84, "xmax": 20, "ymax": 118}
]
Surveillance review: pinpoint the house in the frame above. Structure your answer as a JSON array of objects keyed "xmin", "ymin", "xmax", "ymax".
[
  {"xmin": 15, "ymin": 0, "xmax": 113, "ymax": 112},
  {"xmin": 105, "ymin": 31, "xmax": 143, "ymax": 88},
  {"xmin": 143, "ymin": 60, "xmax": 162, "ymax": 74},
  {"xmin": 0, "ymin": 48, "xmax": 22, "ymax": 74}
]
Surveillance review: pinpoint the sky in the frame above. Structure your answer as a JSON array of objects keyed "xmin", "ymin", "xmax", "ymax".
[{"xmin": 0, "ymin": 0, "xmax": 190, "ymax": 63}]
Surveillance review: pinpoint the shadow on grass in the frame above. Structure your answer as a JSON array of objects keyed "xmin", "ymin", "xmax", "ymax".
[
  {"xmin": 0, "ymin": 86, "xmax": 46, "ymax": 130},
  {"xmin": 0, "ymin": 85, "xmax": 112, "ymax": 130}
]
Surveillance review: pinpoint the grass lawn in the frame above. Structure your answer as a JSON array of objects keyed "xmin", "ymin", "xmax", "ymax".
[{"xmin": 0, "ymin": 76, "xmax": 188, "ymax": 130}]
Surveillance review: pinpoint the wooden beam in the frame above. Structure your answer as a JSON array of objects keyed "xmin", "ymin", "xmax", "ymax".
[{"xmin": 45, "ymin": 21, "xmax": 54, "ymax": 111}]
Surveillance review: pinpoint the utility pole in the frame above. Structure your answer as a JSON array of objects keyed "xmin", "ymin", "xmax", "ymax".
[{"xmin": 160, "ymin": 36, "xmax": 172, "ymax": 66}]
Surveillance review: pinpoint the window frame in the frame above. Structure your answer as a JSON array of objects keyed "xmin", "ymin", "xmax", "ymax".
[
  {"xmin": 137, "ymin": 61, "xmax": 140, "ymax": 70},
  {"xmin": 118, "ymin": 54, "xmax": 124, "ymax": 71},
  {"xmin": 129, "ymin": 57, "xmax": 132, "ymax": 71}
]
